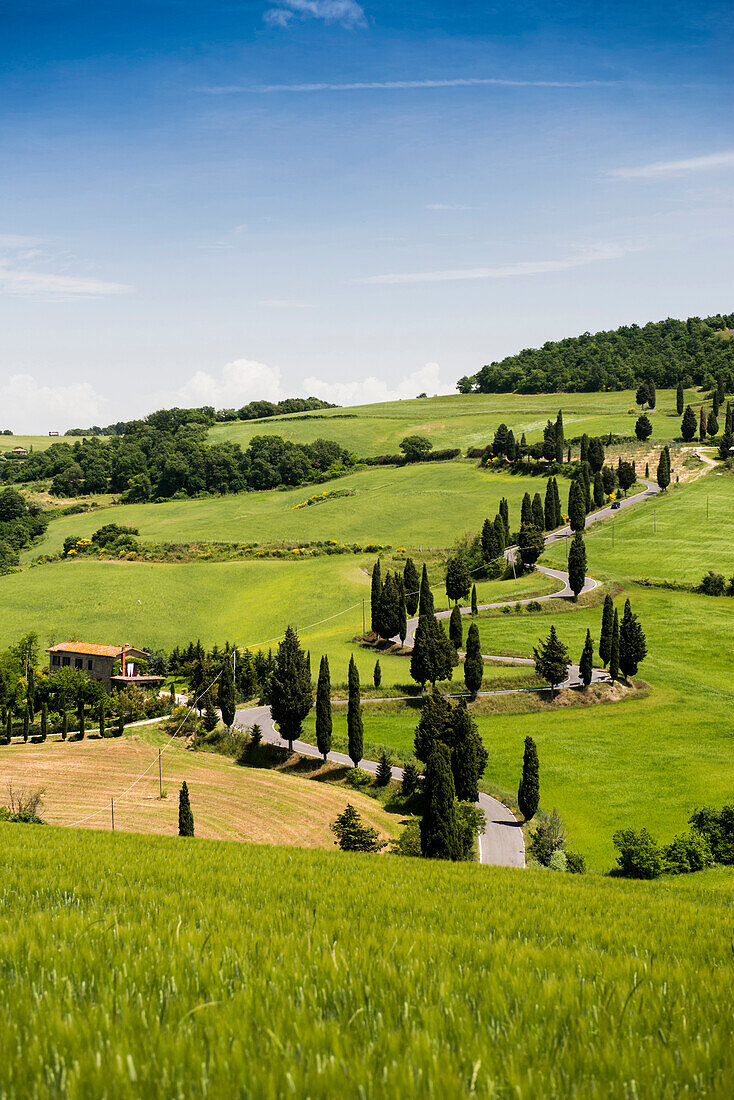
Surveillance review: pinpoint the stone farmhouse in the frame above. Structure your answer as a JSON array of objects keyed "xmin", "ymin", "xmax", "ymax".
[{"xmin": 47, "ymin": 642, "xmax": 164, "ymax": 693}]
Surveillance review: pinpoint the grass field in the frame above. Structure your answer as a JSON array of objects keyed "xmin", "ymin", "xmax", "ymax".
[
  {"xmin": 0, "ymin": 433, "xmax": 98, "ymax": 454},
  {"xmin": 25, "ymin": 462, "xmax": 559, "ymax": 558},
  {"xmin": 0, "ymin": 823, "xmax": 732, "ymax": 1097},
  {"xmin": 210, "ymin": 388, "xmax": 697, "ymax": 455},
  {"xmin": 0, "ymin": 728, "xmax": 398, "ymax": 847}
]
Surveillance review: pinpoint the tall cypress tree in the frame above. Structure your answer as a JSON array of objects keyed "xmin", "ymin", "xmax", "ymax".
[
  {"xmin": 517, "ymin": 736, "xmax": 540, "ymax": 822},
  {"xmin": 521, "ymin": 492, "xmax": 533, "ymax": 527},
  {"xmin": 420, "ymin": 742, "xmax": 461, "ymax": 861},
  {"xmin": 411, "ymin": 614, "xmax": 456, "ymax": 690},
  {"xmin": 567, "ymin": 531, "xmax": 587, "ymax": 600},
  {"xmin": 579, "ymin": 629, "xmax": 594, "ymax": 687},
  {"xmin": 707, "ymin": 409, "xmax": 719, "ymax": 437},
  {"xmin": 464, "ymin": 622, "xmax": 483, "ymax": 695},
  {"xmin": 98, "ymin": 700, "xmax": 105, "ymax": 739},
  {"xmin": 269, "ymin": 625, "xmax": 313, "ymax": 752},
  {"xmin": 178, "ymin": 781, "xmax": 194, "ymax": 837},
  {"xmin": 419, "ymin": 563, "xmax": 434, "ymax": 616},
  {"xmin": 449, "ymin": 701, "xmax": 487, "ymax": 803},
  {"xmin": 449, "ymin": 605, "xmax": 463, "ymax": 651},
  {"xmin": 347, "ymin": 655, "xmax": 363, "ymax": 766},
  {"xmin": 656, "ymin": 445, "xmax": 671, "ymax": 491},
  {"xmin": 676, "ymin": 381, "xmax": 684, "ymax": 416},
  {"xmin": 532, "ymin": 492, "xmax": 544, "ymax": 530},
  {"xmin": 493, "ymin": 515, "xmax": 506, "ymax": 556},
  {"xmin": 499, "ymin": 498, "xmax": 509, "ymax": 539},
  {"xmin": 580, "ymin": 433, "xmax": 589, "ymax": 464},
  {"xmin": 568, "ymin": 479, "xmax": 586, "ymax": 532},
  {"xmin": 599, "ymin": 594, "xmax": 614, "ymax": 666},
  {"xmin": 398, "ymin": 589, "xmax": 408, "ymax": 643},
  {"xmin": 403, "ymin": 557, "xmax": 420, "ymax": 616},
  {"xmin": 470, "ymin": 584, "xmax": 478, "ymax": 617},
  {"xmin": 544, "ymin": 478, "xmax": 556, "ymax": 530},
  {"xmin": 593, "ymin": 470, "xmax": 605, "ymax": 507},
  {"xmin": 40, "ymin": 701, "xmax": 48, "ymax": 742},
  {"xmin": 376, "ymin": 572, "xmax": 401, "ymax": 640},
  {"xmin": 681, "ymin": 404, "xmax": 697, "ymax": 441},
  {"xmin": 219, "ymin": 656, "xmax": 236, "ymax": 729},
  {"xmin": 373, "ymin": 659, "xmax": 381, "ymax": 689},
  {"xmin": 553, "ymin": 478, "xmax": 563, "ymax": 527},
  {"xmin": 555, "ymin": 408, "xmax": 564, "ymax": 448},
  {"xmin": 370, "ymin": 559, "xmax": 382, "ymax": 634},
  {"xmin": 533, "ymin": 625, "xmax": 570, "ymax": 696},
  {"xmin": 315, "ymin": 655, "xmax": 332, "ymax": 760},
  {"xmin": 609, "ymin": 610, "xmax": 621, "ymax": 683},
  {"xmin": 414, "ymin": 690, "xmax": 452, "ymax": 763},
  {"xmin": 619, "ymin": 599, "xmax": 647, "ymax": 679},
  {"xmin": 481, "ymin": 517, "xmax": 497, "ymax": 561}
]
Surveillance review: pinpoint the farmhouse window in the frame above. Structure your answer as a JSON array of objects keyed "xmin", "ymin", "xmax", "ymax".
[
  {"xmin": 87, "ymin": 660, "xmax": 93, "ymax": 670},
  {"xmin": 52, "ymin": 655, "xmax": 60, "ymax": 667},
  {"xmin": 62, "ymin": 657, "xmax": 70, "ymax": 666},
  {"xmin": 75, "ymin": 658, "xmax": 83, "ymax": 669}
]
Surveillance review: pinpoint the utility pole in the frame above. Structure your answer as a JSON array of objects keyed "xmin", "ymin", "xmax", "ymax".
[
  {"xmin": 653, "ymin": 511, "xmax": 656, "ymax": 534},
  {"xmin": 707, "ymin": 495, "xmax": 709, "ymax": 520},
  {"xmin": 111, "ymin": 798, "xmax": 115, "ymax": 832},
  {"xmin": 158, "ymin": 749, "xmax": 163, "ymax": 798},
  {"xmin": 362, "ymin": 599, "xmax": 365, "ymax": 636},
  {"xmin": 612, "ymin": 521, "xmax": 615, "ymax": 549}
]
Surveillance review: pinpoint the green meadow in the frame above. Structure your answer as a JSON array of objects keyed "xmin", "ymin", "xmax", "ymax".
[
  {"xmin": 210, "ymin": 387, "xmax": 693, "ymax": 455},
  {"xmin": 0, "ymin": 824, "xmax": 731, "ymax": 1098}
]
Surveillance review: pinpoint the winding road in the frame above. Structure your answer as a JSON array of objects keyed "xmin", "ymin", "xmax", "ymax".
[{"xmin": 235, "ymin": 476, "xmax": 664, "ymax": 869}]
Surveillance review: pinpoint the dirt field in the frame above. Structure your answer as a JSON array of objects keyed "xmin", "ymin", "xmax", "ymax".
[{"xmin": 0, "ymin": 730, "xmax": 398, "ymax": 848}]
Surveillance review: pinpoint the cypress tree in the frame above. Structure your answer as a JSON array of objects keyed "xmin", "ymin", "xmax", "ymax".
[
  {"xmin": 375, "ymin": 750, "xmax": 392, "ymax": 787},
  {"xmin": 470, "ymin": 584, "xmax": 478, "ymax": 616},
  {"xmin": 401, "ymin": 761, "xmax": 420, "ymax": 798},
  {"xmin": 410, "ymin": 613, "xmax": 456, "ymax": 690},
  {"xmin": 481, "ymin": 517, "xmax": 497, "ymax": 561},
  {"xmin": 599, "ymin": 594, "xmax": 614, "ymax": 666},
  {"xmin": 98, "ymin": 701, "xmax": 105, "ymax": 739},
  {"xmin": 552, "ymin": 477, "xmax": 562, "ymax": 526},
  {"xmin": 533, "ymin": 625, "xmax": 570, "ymax": 695},
  {"xmin": 22, "ymin": 707, "xmax": 29, "ymax": 743},
  {"xmin": 713, "ymin": 387, "xmax": 720, "ymax": 417},
  {"xmin": 676, "ymin": 381, "xmax": 684, "ymax": 416},
  {"xmin": 579, "ymin": 629, "xmax": 594, "ymax": 687},
  {"xmin": 5, "ymin": 709, "xmax": 11, "ymax": 744},
  {"xmin": 588, "ymin": 436, "xmax": 605, "ymax": 473},
  {"xmin": 555, "ymin": 408, "xmax": 564, "ymax": 448},
  {"xmin": 493, "ymin": 514, "xmax": 506, "ymax": 556},
  {"xmin": 203, "ymin": 694, "xmax": 218, "ymax": 733},
  {"xmin": 544, "ymin": 478, "xmax": 556, "ymax": 530},
  {"xmin": 464, "ymin": 622, "xmax": 483, "ymax": 695},
  {"xmin": 27, "ymin": 668, "xmax": 36, "ymax": 721},
  {"xmin": 420, "ymin": 742, "xmax": 461, "ymax": 861},
  {"xmin": 117, "ymin": 713, "xmax": 124, "ymax": 737},
  {"xmin": 449, "ymin": 604, "xmax": 463, "ymax": 651},
  {"xmin": 656, "ymin": 445, "xmax": 671, "ymax": 491},
  {"xmin": 521, "ymin": 492, "xmax": 533, "ymax": 527},
  {"xmin": 517, "ymin": 736, "xmax": 540, "ymax": 822},
  {"xmin": 568, "ymin": 531, "xmax": 587, "ymax": 600},
  {"xmin": 449, "ymin": 701, "xmax": 487, "ymax": 802},
  {"xmin": 403, "ymin": 557, "xmax": 420, "ymax": 616},
  {"xmin": 445, "ymin": 556, "xmax": 471, "ymax": 605},
  {"xmin": 681, "ymin": 404, "xmax": 697, "ymax": 441},
  {"xmin": 580, "ymin": 433, "xmax": 589, "ymax": 464},
  {"xmin": 568, "ymin": 479, "xmax": 586, "ymax": 533},
  {"xmin": 532, "ymin": 492, "xmax": 544, "ymax": 530},
  {"xmin": 609, "ymin": 610, "xmax": 621, "ymax": 683},
  {"xmin": 178, "ymin": 781, "xmax": 194, "ymax": 837},
  {"xmin": 699, "ymin": 406, "xmax": 707, "ymax": 441},
  {"xmin": 376, "ymin": 571, "xmax": 401, "ymax": 640},
  {"xmin": 41, "ymin": 701, "xmax": 48, "ymax": 742},
  {"xmin": 373, "ymin": 659, "xmax": 381, "ymax": 689},
  {"xmin": 398, "ymin": 588, "xmax": 408, "ymax": 643},
  {"xmin": 414, "ymin": 690, "xmax": 452, "ymax": 763},
  {"xmin": 219, "ymin": 657, "xmax": 236, "ymax": 729},
  {"xmin": 581, "ymin": 462, "xmax": 592, "ymax": 512},
  {"xmin": 499, "ymin": 498, "xmax": 509, "ymax": 539},
  {"xmin": 419, "ymin": 563, "xmax": 434, "ymax": 616},
  {"xmin": 347, "ymin": 655, "xmax": 363, "ymax": 766},
  {"xmin": 505, "ymin": 429, "xmax": 516, "ymax": 462},
  {"xmin": 269, "ymin": 625, "xmax": 313, "ymax": 752},
  {"xmin": 370, "ymin": 558, "xmax": 382, "ymax": 634},
  {"xmin": 619, "ymin": 599, "xmax": 647, "ymax": 679},
  {"xmin": 593, "ymin": 470, "xmax": 605, "ymax": 507},
  {"xmin": 707, "ymin": 409, "xmax": 719, "ymax": 437},
  {"xmin": 315, "ymin": 655, "xmax": 332, "ymax": 760}
]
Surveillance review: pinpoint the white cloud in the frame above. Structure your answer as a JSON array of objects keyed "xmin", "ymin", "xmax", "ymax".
[
  {"xmin": 303, "ymin": 362, "xmax": 446, "ymax": 406},
  {"xmin": 199, "ymin": 76, "xmax": 619, "ymax": 94},
  {"xmin": 264, "ymin": 1, "xmax": 367, "ymax": 30},
  {"xmin": 610, "ymin": 150, "xmax": 734, "ymax": 179},
  {"xmin": 0, "ymin": 239, "xmax": 131, "ymax": 300},
  {"xmin": 0, "ymin": 373, "xmax": 108, "ymax": 434},
  {"xmin": 361, "ymin": 243, "xmax": 635, "ymax": 285},
  {"xmin": 176, "ymin": 358, "xmax": 286, "ymax": 407}
]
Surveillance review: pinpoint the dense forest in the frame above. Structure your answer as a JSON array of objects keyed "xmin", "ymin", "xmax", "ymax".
[
  {"xmin": 2, "ymin": 409, "xmax": 354, "ymax": 501},
  {"xmin": 459, "ymin": 314, "xmax": 734, "ymax": 394},
  {"xmin": 0, "ymin": 488, "xmax": 49, "ymax": 571},
  {"xmin": 65, "ymin": 396, "xmax": 335, "ymax": 437}
]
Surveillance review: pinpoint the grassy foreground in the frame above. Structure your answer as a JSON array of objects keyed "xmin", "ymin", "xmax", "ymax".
[{"xmin": 0, "ymin": 824, "xmax": 731, "ymax": 1098}]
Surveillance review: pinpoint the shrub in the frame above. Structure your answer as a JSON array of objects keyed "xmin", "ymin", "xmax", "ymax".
[
  {"xmin": 663, "ymin": 830, "xmax": 713, "ymax": 875},
  {"xmin": 330, "ymin": 804, "xmax": 384, "ymax": 852},
  {"xmin": 165, "ymin": 705, "xmax": 198, "ymax": 736},
  {"xmin": 548, "ymin": 849, "xmax": 568, "ymax": 872},
  {"xmin": 391, "ymin": 819, "xmax": 422, "ymax": 857},
  {"xmin": 526, "ymin": 600, "xmax": 542, "ymax": 613},
  {"xmin": 612, "ymin": 828, "xmax": 663, "ymax": 879},
  {"xmin": 528, "ymin": 809, "xmax": 567, "ymax": 866},
  {"xmin": 2, "ymin": 782, "xmax": 46, "ymax": 824},
  {"xmin": 689, "ymin": 804, "xmax": 734, "ymax": 864},
  {"xmin": 699, "ymin": 571, "xmax": 726, "ymax": 596},
  {"xmin": 456, "ymin": 802, "xmax": 485, "ymax": 861},
  {"xmin": 565, "ymin": 850, "xmax": 586, "ymax": 874},
  {"xmin": 344, "ymin": 767, "xmax": 372, "ymax": 790},
  {"xmin": 400, "ymin": 761, "xmax": 421, "ymax": 798}
]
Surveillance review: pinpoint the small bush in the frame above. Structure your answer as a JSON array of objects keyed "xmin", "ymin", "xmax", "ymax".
[
  {"xmin": 528, "ymin": 809, "xmax": 567, "ymax": 867},
  {"xmin": 400, "ymin": 761, "xmax": 421, "ymax": 798},
  {"xmin": 548, "ymin": 849, "xmax": 568, "ymax": 872},
  {"xmin": 456, "ymin": 802, "xmax": 485, "ymax": 861},
  {"xmin": 565, "ymin": 850, "xmax": 586, "ymax": 874},
  {"xmin": 699, "ymin": 571, "xmax": 726, "ymax": 596},
  {"xmin": 612, "ymin": 828, "xmax": 663, "ymax": 879},
  {"xmin": 526, "ymin": 600, "xmax": 543, "ymax": 613},
  {"xmin": 663, "ymin": 830, "xmax": 713, "ymax": 875},
  {"xmin": 391, "ymin": 819, "xmax": 421, "ymax": 857},
  {"xmin": 689, "ymin": 804, "xmax": 734, "ymax": 864},
  {"xmin": 344, "ymin": 767, "xmax": 372, "ymax": 790}
]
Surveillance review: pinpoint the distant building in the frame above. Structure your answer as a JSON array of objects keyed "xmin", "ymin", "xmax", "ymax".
[
  {"xmin": 9, "ymin": 446, "xmax": 28, "ymax": 458},
  {"xmin": 48, "ymin": 431, "xmax": 59, "ymax": 437},
  {"xmin": 47, "ymin": 642, "xmax": 164, "ymax": 693}
]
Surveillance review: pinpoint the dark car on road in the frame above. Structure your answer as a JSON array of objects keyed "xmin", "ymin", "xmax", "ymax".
[{"xmin": 611, "ymin": 501, "xmax": 622, "ymax": 510}]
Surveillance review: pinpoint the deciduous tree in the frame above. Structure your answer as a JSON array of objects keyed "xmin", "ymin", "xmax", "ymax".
[{"xmin": 445, "ymin": 556, "xmax": 471, "ymax": 605}]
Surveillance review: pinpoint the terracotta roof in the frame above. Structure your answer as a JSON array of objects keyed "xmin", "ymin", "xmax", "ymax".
[{"xmin": 48, "ymin": 642, "xmax": 121, "ymax": 658}]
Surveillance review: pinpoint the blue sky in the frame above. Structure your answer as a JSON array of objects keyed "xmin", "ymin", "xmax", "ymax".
[{"xmin": 1, "ymin": 1, "xmax": 733, "ymax": 429}]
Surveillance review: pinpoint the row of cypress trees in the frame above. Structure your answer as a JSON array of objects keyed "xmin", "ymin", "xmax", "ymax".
[{"xmin": 598, "ymin": 595, "xmax": 647, "ymax": 682}]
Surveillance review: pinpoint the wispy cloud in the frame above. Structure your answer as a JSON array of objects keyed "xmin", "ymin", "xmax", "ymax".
[
  {"xmin": 426, "ymin": 203, "xmax": 474, "ymax": 211},
  {"xmin": 198, "ymin": 76, "xmax": 621, "ymax": 95},
  {"xmin": 610, "ymin": 150, "xmax": 734, "ymax": 179},
  {"xmin": 0, "ymin": 236, "xmax": 132, "ymax": 300},
  {"xmin": 361, "ymin": 243, "xmax": 635, "ymax": 285},
  {"xmin": 264, "ymin": 1, "xmax": 367, "ymax": 30}
]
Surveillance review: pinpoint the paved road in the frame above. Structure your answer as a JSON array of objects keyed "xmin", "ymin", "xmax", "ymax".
[{"xmin": 234, "ymin": 477, "xmax": 664, "ymax": 870}]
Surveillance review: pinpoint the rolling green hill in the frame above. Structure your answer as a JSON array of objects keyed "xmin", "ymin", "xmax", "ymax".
[{"xmin": 0, "ymin": 824, "xmax": 731, "ymax": 1098}]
